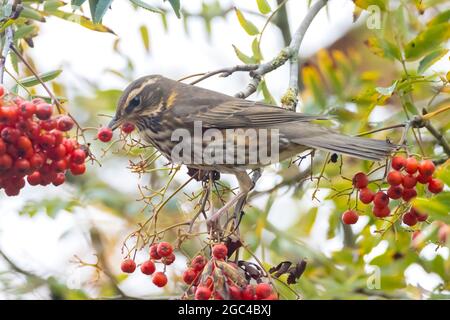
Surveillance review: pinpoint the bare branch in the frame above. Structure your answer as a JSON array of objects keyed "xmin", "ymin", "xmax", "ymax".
[
  {"xmin": 282, "ymin": 0, "xmax": 328, "ymax": 110},
  {"xmin": 235, "ymin": 0, "xmax": 328, "ymax": 101}
]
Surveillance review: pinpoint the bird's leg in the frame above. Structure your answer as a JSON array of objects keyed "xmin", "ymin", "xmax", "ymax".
[
  {"xmin": 232, "ymin": 169, "xmax": 262, "ymax": 226},
  {"xmin": 207, "ymin": 171, "xmax": 253, "ymax": 231}
]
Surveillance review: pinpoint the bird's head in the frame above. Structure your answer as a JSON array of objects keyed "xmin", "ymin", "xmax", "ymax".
[{"xmin": 108, "ymin": 74, "xmax": 169, "ymax": 130}]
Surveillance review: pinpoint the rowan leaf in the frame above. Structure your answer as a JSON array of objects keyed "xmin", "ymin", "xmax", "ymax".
[
  {"xmin": 417, "ymin": 49, "xmax": 449, "ymax": 74},
  {"xmin": 235, "ymin": 8, "xmax": 259, "ymax": 36},
  {"xmin": 405, "ymin": 23, "xmax": 450, "ymax": 61},
  {"xmin": 18, "ymin": 70, "xmax": 63, "ymax": 87},
  {"xmin": 256, "ymin": 0, "xmax": 271, "ymax": 14},
  {"xmin": 130, "ymin": 0, "xmax": 163, "ymax": 14}
]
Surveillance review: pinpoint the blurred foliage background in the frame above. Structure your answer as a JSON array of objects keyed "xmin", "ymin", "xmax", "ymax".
[{"xmin": 0, "ymin": 0, "xmax": 449, "ymax": 300}]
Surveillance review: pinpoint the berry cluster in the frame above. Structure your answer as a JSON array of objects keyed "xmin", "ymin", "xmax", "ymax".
[
  {"xmin": 0, "ymin": 86, "xmax": 86, "ymax": 196},
  {"xmin": 342, "ymin": 156, "xmax": 443, "ymax": 226},
  {"xmin": 120, "ymin": 242, "xmax": 175, "ymax": 288},
  {"xmin": 182, "ymin": 244, "xmax": 277, "ymax": 300}
]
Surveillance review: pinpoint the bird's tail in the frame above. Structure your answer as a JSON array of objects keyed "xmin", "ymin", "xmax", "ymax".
[{"xmin": 290, "ymin": 125, "xmax": 398, "ymax": 161}]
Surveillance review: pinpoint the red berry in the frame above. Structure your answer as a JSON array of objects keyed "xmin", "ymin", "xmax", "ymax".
[
  {"xmin": 212, "ymin": 243, "xmax": 228, "ymax": 260},
  {"xmin": 121, "ymin": 122, "xmax": 135, "ymax": 134},
  {"xmin": 195, "ymin": 286, "xmax": 212, "ymax": 300},
  {"xmin": 162, "ymin": 253, "xmax": 176, "ymax": 265},
  {"xmin": 16, "ymin": 136, "xmax": 32, "ymax": 153},
  {"xmin": 156, "ymin": 242, "xmax": 173, "ymax": 257},
  {"xmin": 373, "ymin": 205, "xmax": 390, "ymax": 218},
  {"xmin": 35, "ymin": 103, "xmax": 53, "ymax": 120},
  {"xmin": 387, "ymin": 171, "xmax": 402, "ymax": 186},
  {"xmin": 0, "ymin": 154, "xmax": 13, "ymax": 171},
  {"xmin": 39, "ymin": 134, "xmax": 56, "ymax": 149},
  {"xmin": 402, "ymin": 188, "xmax": 417, "ymax": 202},
  {"xmin": 1, "ymin": 127, "xmax": 21, "ymax": 143},
  {"xmin": 405, "ymin": 157, "xmax": 418, "ymax": 174},
  {"xmin": 229, "ymin": 285, "xmax": 242, "ymax": 300},
  {"xmin": 387, "ymin": 185, "xmax": 403, "ymax": 199},
  {"xmin": 97, "ymin": 127, "xmax": 113, "ymax": 142},
  {"xmin": 418, "ymin": 160, "xmax": 435, "ymax": 177},
  {"xmin": 52, "ymin": 173, "xmax": 66, "ymax": 186},
  {"xmin": 149, "ymin": 244, "xmax": 161, "ymax": 260},
  {"xmin": 152, "ymin": 272, "xmax": 168, "ymax": 287},
  {"xmin": 255, "ymin": 283, "xmax": 272, "ymax": 299},
  {"xmin": 40, "ymin": 119, "xmax": 57, "ymax": 131},
  {"xmin": 342, "ymin": 210, "xmax": 359, "ymax": 225},
  {"xmin": 0, "ymin": 138, "xmax": 5, "ymax": 155},
  {"xmin": 402, "ymin": 174, "xmax": 417, "ymax": 189},
  {"xmin": 48, "ymin": 144, "xmax": 67, "ymax": 160},
  {"xmin": 70, "ymin": 149, "xmax": 86, "ymax": 165},
  {"xmin": 411, "ymin": 207, "xmax": 428, "ymax": 222},
  {"xmin": 428, "ymin": 179, "xmax": 444, "ymax": 194},
  {"xmin": 191, "ymin": 255, "xmax": 207, "ymax": 271},
  {"xmin": 69, "ymin": 163, "xmax": 86, "ymax": 175},
  {"xmin": 140, "ymin": 260, "xmax": 156, "ymax": 275},
  {"xmin": 27, "ymin": 171, "xmax": 41, "ymax": 186},
  {"xmin": 417, "ymin": 174, "xmax": 432, "ymax": 184},
  {"xmin": 29, "ymin": 153, "xmax": 45, "ymax": 170},
  {"xmin": 56, "ymin": 116, "xmax": 74, "ymax": 132},
  {"xmin": 120, "ymin": 259, "xmax": 136, "ymax": 273},
  {"xmin": 18, "ymin": 102, "xmax": 36, "ymax": 118},
  {"xmin": 352, "ymin": 172, "xmax": 368, "ymax": 189},
  {"xmin": 182, "ymin": 268, "xmax": 197, "ymax": 285},
  {"xmin": 402, "ymin": 212, "xmax": 417, "ymax": 226},
  {"xmin": 242, "ymin": 285, "xmax": 256, "ymax": 300},
  {"xmin": 391, "ymin": 155, "xmax": 406, "ymax": 171},
  {"xmin": 14, "ymin": 158, "xmax": 31, "ymax": 175},
  {"xmin": 373, "ymin": 191, "xmax": 389, "ymax": 208},
  {"xmin": 51, "ymin": 129, "xmax": 64, "ymax": 145},
  {"xmin": 359, "ymin": 187, "xmax": 374, "ymax": 204},
  {"xmin": 0, "ymin": 85, "xmax": 4, "ymax": 97}
]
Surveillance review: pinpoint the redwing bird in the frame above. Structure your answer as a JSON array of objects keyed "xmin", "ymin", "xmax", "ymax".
[{"xmin": 108, "ymin": 75, "xmax": 397, "ymax": 223}]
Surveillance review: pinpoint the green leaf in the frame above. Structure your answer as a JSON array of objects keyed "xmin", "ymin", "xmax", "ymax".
[
  {"xmin": 46, "ymin": 9, "xmax": 115, "ymax": 34},
  {"xmin": 71, "ymin": 0, "xmax": 88, "ymax": 7},
  {"xmin": 353, "ymin": 0, "xmax": 387, "ymax": 11},
  {"xmin": 427, "ymin": 9, "xmax": 450, "ymax": 26},
  {"xmin": 413, "ymin": 193, "xmax": 450, "ymax": 223},
  {"xmin": 256, "ymin": 0, "xmax": 271, "ymax": 14},
  {"xmin": 13, "ymin": 24, "xmax": 38, "ymax": 41},
  {"xmin": 89, "ymin": 0, "xmax": 113, "ymax": 24},
  {"xmin": 18, "ymin": 70, "xmax": 62, "ymax": 87},
  {"xmin": 167, "ymin": 0, "xmax": 181, "ymax": 18},
  {"xmin": 235, "ymin": 8, "xmax": 259, "ymax": 36},
  {"xmin": 259, "ymin": 80, "xmax": 277, "ymax": 105},
  {"xmin": 417, "ymin": 49, "xmax": 449, "ymax": 74},
  {"xmin": 232, "ymin": 45, "xmax": 256, "ymax": 64},
  {"xmin": 365, "ymin": 36, "xmax": 401, "ymax": 60},
  {"xmin": 129, "ymin": 0, "xmax": 163, "ymax": 14},
  {"xmin": 375, "ymin": 80, "xmax": 398, "ymax": 96},
  {"xmin": 139, "ymin": 25, "xmax": 150, "ymax": 52},
  {"xmin": 44, "ymin": 0, "xmax": 66, "ymax": 12},
  {"xmin": 251, "ymin": 37, "xmax": 262, "ymax": 62},
  {"xmin": 405, "ymin": 23, "xmax": 450, "ymax": 61},
  {"xmin": 19, "ymin": 6, "xmax": 46, "ymax": 22}
]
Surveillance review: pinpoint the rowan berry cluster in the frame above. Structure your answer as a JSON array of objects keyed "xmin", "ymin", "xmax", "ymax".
[
  {"xmin": 342, "ymin": 155, "xmax": 444, "ymax": 228},
  {"xmin": 0, "ymin": 86, "xmax": 87, "ymax": 196},
  {"xmin": 182, "ymin": 244, "xmax": 277, "ymax": 300},
  {"xmin": 120, "ymin": 241, "xmax": 175, "ymax": 288}
]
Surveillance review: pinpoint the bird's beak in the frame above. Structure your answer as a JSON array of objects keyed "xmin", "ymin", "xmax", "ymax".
[{"xmin": 108, "ymin": 116, "xmax": 121, "ymax": 131}]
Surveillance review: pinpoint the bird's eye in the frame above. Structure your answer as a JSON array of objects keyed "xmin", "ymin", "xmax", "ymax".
[{"xmin": 125, "ymin": 96, "xmax": 141, "ymax": 113}]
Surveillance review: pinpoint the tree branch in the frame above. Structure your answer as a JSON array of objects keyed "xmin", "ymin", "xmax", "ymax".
[
  {"xmin": 0, "ymin": 0, "xmax": 22, "ymax": 84},
  {"xmin": 282, "ymin": 0, "xmax": 328, "ymax": 110},
  {"xmin": 235, "ymin": 0, "xmax": 328, "ymax": 101}
]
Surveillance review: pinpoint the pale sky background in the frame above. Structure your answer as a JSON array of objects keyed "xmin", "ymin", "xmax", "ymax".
[{"xmin": 0, "ymin": 0, "xmax": 448, "ymax": 299}]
